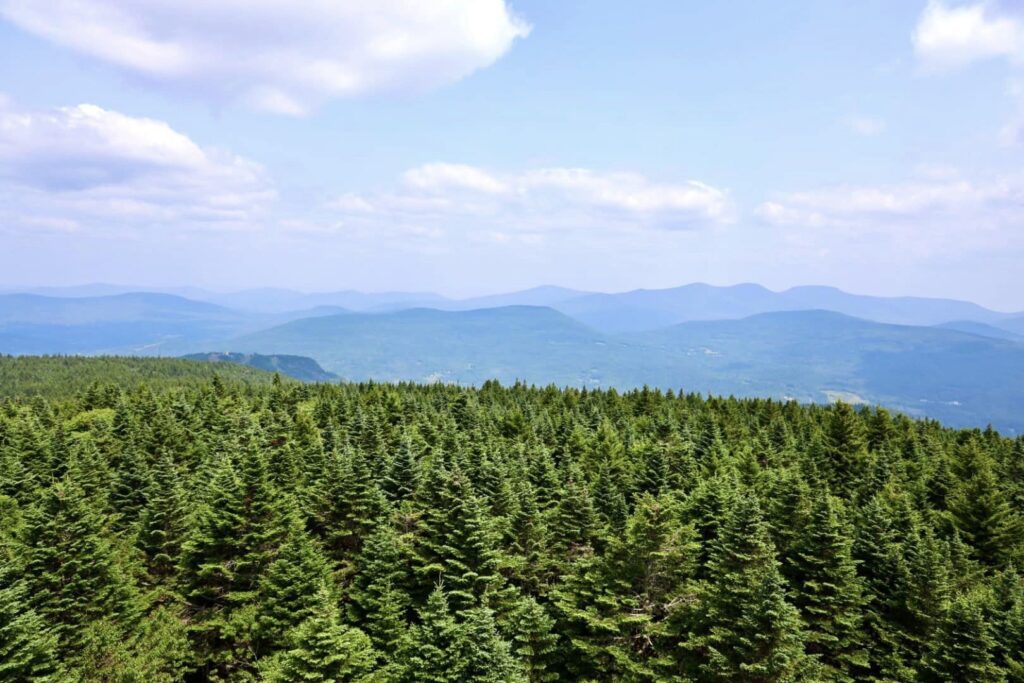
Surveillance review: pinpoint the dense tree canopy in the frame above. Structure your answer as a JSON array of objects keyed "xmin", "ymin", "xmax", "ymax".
[{"xmin": 1, "ymin": 358, "xmax": 1022, "ymax": 681}]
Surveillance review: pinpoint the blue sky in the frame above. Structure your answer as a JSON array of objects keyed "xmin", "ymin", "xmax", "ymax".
[{"xmin": 1, "ymin": 1, "xmax": 1022, "ymax": 308}]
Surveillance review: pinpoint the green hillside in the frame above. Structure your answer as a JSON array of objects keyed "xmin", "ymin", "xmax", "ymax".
[
  {"xmin": 632, "ymin": 310, "xmax": 1024, "ymax": 428},
  {"xmin": 183, "ymin": 352, "xmax": 338, "ymax": 382},
  {"xmin": 1, "ymin": 366, "xmax": 1022, "ymax": 680},
  {"xmin": 231, "ymin": 305, "xmax": 628, "ymax": 386},
  {"xmin": 0, "ymin": 355, "xmax": 282, "ymax": 398},
  {"xmin": 230, "ymin": 306, "xmax": 1024, "ymax": 432}
]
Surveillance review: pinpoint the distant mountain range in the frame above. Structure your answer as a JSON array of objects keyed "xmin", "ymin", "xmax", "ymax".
[
  {"xmin": 9, "ymin": 281, "xmax": 1019, "ymax": 328},
  {"xmin": 1, "ymin": 283, "xmax": 1022, "ymax": 432},
  {"xmin": 550, "ymin": 283, "xmax": 1018, "ymax": 332}
]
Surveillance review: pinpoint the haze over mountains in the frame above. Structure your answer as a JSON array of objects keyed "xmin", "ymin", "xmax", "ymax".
[{"xmin": 2, "ymin": 282, "xmax": 1023, "ymax": 432}]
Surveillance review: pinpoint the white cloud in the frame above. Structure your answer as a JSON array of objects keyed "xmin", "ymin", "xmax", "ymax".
[
  {"xmin": 758, "ymin": 175, "xmax": 1018, "ymax": 226},
  {"xmin": 913, "ymin": 1, "xmax": 1024, "ymax": 70},
  {"xmin": 0, "ymin": 0, "xmax": 529, "ymax": 115},
  {"xmin": 325, "ymin": 163, "xmax": 733, "ymax": 239},
  {"xmin": 0, "ymin": 99, "xmax": 273, "ymax": 233},
  {"xmin": 750, "ymin": 171, "xmax": 1024, "ymax": 292},
  {"xmin": 402, "ymin": 163, "xmax": 509, "ymax": 194},
  {"xmin": 841, "ymin": 115, "xmax": 886, "ymax": 137},
  {"xmin": 755, "ymin": 169, "xmax": 1024, "ymax": 260}
]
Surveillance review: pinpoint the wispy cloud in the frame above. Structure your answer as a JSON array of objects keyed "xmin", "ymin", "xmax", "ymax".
[
  {"xmin": 0, "ymin": 0, "xmax": 530, "ymax": 115},
  {"xmin": 755, "ymin": 168, "xmax": 1024, "ymax": 262},
  {"xmin": 324, "ymin": 162, "xmax": 733, "ymax": 240}
]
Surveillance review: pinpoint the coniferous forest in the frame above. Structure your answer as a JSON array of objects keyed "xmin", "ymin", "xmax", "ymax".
[{"xmin": 2, "ymin": 358, "xmax": 1024, "ymax": 682}]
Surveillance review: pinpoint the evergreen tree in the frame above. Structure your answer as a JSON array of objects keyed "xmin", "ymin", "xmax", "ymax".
[
  {"xmin": 592, "ymin": 462, "xmax": 629, "ymax": 534},
  {"xmin": 348, "ymin": 523, "xmax": 412, "ymax": 650},
  {"xmin": 457, "ymin": 604, "xmax": 527, "ymax": 683},
  {"xmin": 0, "ymin": 566, "xmax": 60, "ymax": 681},
  {"xmin": 312, "ymin": 447, "xmax": 387, "ymax": 561},
  {"xmin": 0, "ymin": 412, "xmax": 49, "ymax": 505},
  {"xmin": 511, "ymin": 596, "xmax": 560, "ymax": 683},
  {"xmin": 949, "ymin": 452, "xmax": 1023, "ymax": 567},
  {"xmin": 549, "ymin": 465, "xmax": 597, "ymax": 556},
  {"xmin": 110, "ymin": 441, "xmax": 151, "ymax": 529},
  {"xmin": 258, "ymin": 513, "xmax": 333, "ymax": 650},
  {"xmin": 415, "ymin": 466, "xmax": 505, "ymax": 613},
  {"xmin": 177, "ymin": 444, "xmax": 284, "ymax": 678},
  {"xmin": 555, "ymin": 493, "xmax": 700, "ymax": 680},
  {"xmin": 395, "ymin": 587, "xmax": 462, "ymax": 683},
  {"xmin": 822, "ymin": 402, "xmax": 870, "ymax": 499},
  {"xmin": 787, "ymin": 492, "xmax": 869, "ymax": 682},
  {"xmin": 921, "ymin": 591, "xmax": 1005, "ymax": 683},
  {"xmin": 691, "ymin": 494, "xmax": 811, "ymax": 682},
  {"xmin": 384, "ymin": 435, "xmax": 420, "ymax": 502},
  {"xmin": 24, "ymin": 479, "xmax": 136, "ymax": 659},
  {"xmin": 261, "ymin": 583, "xmax": 380, "ymax": 683},
  {"xmin": 137, "ymin": 450, "xmax": 188, "ymax": 583}
]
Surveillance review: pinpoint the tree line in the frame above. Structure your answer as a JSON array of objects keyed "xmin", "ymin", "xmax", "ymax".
[{"xmin": 1, "ymin": 364, "xmax": 1023, "ymax": 681}]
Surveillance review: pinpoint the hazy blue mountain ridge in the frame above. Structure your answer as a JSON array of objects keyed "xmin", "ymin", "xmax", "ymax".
[
  {"xmin": 552, "ymin": 283, "xmax": 1020, "ymax": 332},
  {"xmin": 934, "ymin": 320, "xmax": 1024, "ymax": 341},
  {"xmin": 1, "ymin": 284, "xmax": 1023, "ymax": 431}
]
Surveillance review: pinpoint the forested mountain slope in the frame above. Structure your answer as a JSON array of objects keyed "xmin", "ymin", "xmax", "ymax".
[
  {"xmin": 183, "ymin": 352, "xmax": 338, "ymax": 382},
  {"xmin": 231, "ymin": 307, "xmax": 1024, "ymax": 432},
  {"xmin": 630, "ymin": 310, "xmax": 1024, "ymax": 431},
  {"xmin": 0, "ymin": 361, "xmax": 1022, "ymax": 680},
  {"xmin": 231, "ymin": 305, "xmax": 626, "ymax": 386},
  {"xmin": 0, "ymin": 355, "xmax": 283, "ymax": 398}
]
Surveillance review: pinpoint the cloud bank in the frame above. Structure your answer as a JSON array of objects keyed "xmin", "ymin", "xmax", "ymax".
[
  {"xmin": 0, "ymin": 0, "xmax": 530, "ymax": 114},
  {"xmin": 0, "ymin": 100, "xmax": 272, "ymax": 232}
]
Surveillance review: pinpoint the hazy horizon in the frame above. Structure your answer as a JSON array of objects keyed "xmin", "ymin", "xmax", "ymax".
[
  {"xmin": 3, "ymin": 279, "xmax": 1024, "ymax": 314},
  {"xmin": 3, "ymin": 1, "xmax": 1024, "ymax": 309}
]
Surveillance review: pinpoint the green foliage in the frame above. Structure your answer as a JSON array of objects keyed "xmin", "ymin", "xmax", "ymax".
[
  {"xmin": 23, "ymin": 478, "xmax": 137, "ymax": 660},
  {"xmin": 0, "ymin": 355, "xmax": 282, "ymax": 398},
  {"xmin": 921, "ymin": 590, "xmax": 1005, "ymax": 683},
  {"xmin": 261, "ymin": 583, "xmax": 380, "ymax": 683},
  {"xmin": 137, "ymin": 451, "xmax": 188, "ymax": 583},
  {"xmin": 691, "ymin": 494, "xmax": 811, "ymax": 682},
  {"xmin": 257, "ymin": 514, "xmax": 333, "ymax": 650},
  {"xmin": 0, "ymin": 566, "xmax": 59, "ymax": 681},
  {"xmin": 787, "ymin": 492, "xmax": 869, "ymax": 681},
  {"xmin": 1, "ymin": 357, "xmax": 1023, "ymax": 680},
  {"xmin": 511, "ymin": 596, "xmax": 559, "ymax": 682},
  {"xmin": 396, "ymin": 587, "xmax": 524, "ymax": 683}
]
